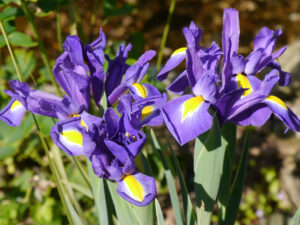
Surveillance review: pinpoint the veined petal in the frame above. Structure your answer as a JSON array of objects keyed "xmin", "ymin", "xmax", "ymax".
[
  {"xmin": 156, "ymin": 47, "xmax": 187, "ymax": 81},
  {"xmin": 104, "ymin": 108, "xmax": 120, "ymax": 138},
  {"xmin": 0, "ymin": 98, "xmax": 26, "ymax": 127},
  {"xmin": 166, "ymin": 70, "xmax": 189, "ymax": 95},
  {"xmin": 105, "ymin": 43, "xmax": 132, "ymax": 97},
  {"xmin": 129, "ymin": 83, "xmax": 161, "ymax": 101},
  {"xmin": 116, "ymin": 172, "xmax": 156, "ymax": 206},
  {"xmin": 50, "ymin": 117, "xmax": 96, "ymax": 156},
  {"xmin": 162, "ymin": 94, "xmax": 212, "ymax": 146},
  {"xmin": 222, "ymin": 8, "xmax": 240, "ymax": 83},
  {"xmin": 231, "ymin": 103, "xmax": 272, "ymax": 127},
  {"xmin": 264, "ymin": 95, "xmax": 300, "ymax": 132}
]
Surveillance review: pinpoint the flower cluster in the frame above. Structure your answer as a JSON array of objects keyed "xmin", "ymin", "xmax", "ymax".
[
  {"xmin": 158, "ymin": 8, "xmax": 300, "ymax": 146},
  {"xmin": 0, "ymin": 29, "xmax": 166, "ymax": 206},
  {"xmin": 1, "ymin": 8, "xmax": 300, "ymax": 207}
]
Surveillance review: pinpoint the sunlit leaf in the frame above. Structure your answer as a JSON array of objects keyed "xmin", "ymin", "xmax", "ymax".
[{"xmin": 194, "ymin": 118, "xmax": 225, "ymax": 225}]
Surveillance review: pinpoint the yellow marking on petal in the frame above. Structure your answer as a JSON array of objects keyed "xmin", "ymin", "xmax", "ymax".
[
  {"xmin": 70, "ymin": 114, "xmax": 80, "ymax": 118},
  {"xmin": 141, "ymin": 106, "xmax": 155, "ymax": 120},
  {"xmin": 171, "ymin": 47, "xmax": 187, "ymax": 56},
  {"xmin": 123, "ymin": 175, "xmax": 144, "ymax": 202},
  {"xmin": 61, "ymin": 130, "xmax": 83, "ymax": 146},
  {"xmin": 182, "ymin": 96, "xmax": 204, "ymax": 121},
  {"xmin": 10, "ymin": 100, "xmax": 22, "ymax": 111},
  {"xmin": 266, "ymin": 95, "xmax": 288, "ymax": 109},
  {"xmin": 125, "ymin": 132, "xmax": 130, "ymax": 137},
  {"xmin": 80, "ymin": 119, "xmax": 88, "ymax": 130},
  {"xmin": 132, "ymin": 83, "xmax": 147, "ymax": 98},
  {"xmin": 236, "ymin": 74, "xmax": 253, "ymax": 96}
]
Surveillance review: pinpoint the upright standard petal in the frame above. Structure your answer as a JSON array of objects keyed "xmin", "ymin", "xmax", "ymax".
[
  {"xmin": 0, "ymin": 98, "xmax": 26, "ymax": 127},
  {"xmin": 105, "ymin": 43, "xmax": 132, "ymax": 97},
  {"xmin": 222, "ymin": 8, "xmax": 240, "ymax": 82},
  {"xmin": 116, "ymin": 172, "xmax": 156, "ymax": 207},
  {"xmin": 163, "ymin": 94, "xmax": 212, "ymax": 145}
]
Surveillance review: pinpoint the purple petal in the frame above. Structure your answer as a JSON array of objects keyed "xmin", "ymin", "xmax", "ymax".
[
  {"xmin": 116, "ymin": 172, "xmax": 156, "ymax": 206},
  {"xmin": 186, "ymin": 47, "xmax": 203, "ymax": 89},
  {"xmin": 222, "ymin": 8, "xmax": 240, "ymax": 81},
  {"xmin": 231, "ymin": 103, "xmax": 272, "ymax": 127},
  {"xmin": 105, "ymin": 43, "xmax": 132, "ymax": 97},
  {"xmin": 264, "ymin": 96, "xmax": 300, "ymax": 132},
  {"xmin": 104, "ymin": 108, "xmax": 120, "ymax": 138},
  {"xmin": 162, "ymin": 94, "xmax": 212, "ymax": 146},
  {"xmin": 268, "ymin": 61, "xmax": 291, "ymax": 86},
  {"xmin": 50, "ymin": 117, "xmax": 96, "ymax": 156},
  {"xmin": 129, "ymin": 83, "xmax": 161, "ymax": 101},
  {"xmin": 253, "ymin": 27, "xmax": 282, "ymax": 55},
  {"xmin": 192, "ymin": 70, "xmax": 217, "ymax": 103},
  {"xmin": 156, "ymin": 47, "xmax": 187, "ymax": 81},
  {"xmin": 166, "ymin": 71, "xmax": 189, "ymax": 95},
  {"xmin": 0, "ymin": 98, "xmax": 26, "ymax": 127}
]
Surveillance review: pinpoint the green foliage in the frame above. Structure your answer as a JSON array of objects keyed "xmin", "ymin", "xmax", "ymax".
[
  {"xmin": 0, "ymin": 49, "xmax": 37, "ymax": 80},
  {"xmin": 194, "ymin": 118, "xmax": 225, "ymax": 225},
  {"xmin": 0, "ymin": 6, "xmax": 23, "ymax": 21},
  {"xmin": 102, "ymin": 0, "xmax": 135, "ymax": 18}
]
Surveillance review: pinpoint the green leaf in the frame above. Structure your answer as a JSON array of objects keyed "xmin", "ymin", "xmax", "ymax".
[
  {"xmin": 3, "ymin": 49, "xmax": 37, "ymax": 80},
  {"xmin": 35, "ymin": 115, "xmax": 54, "ymax": 136},
  {"xmin": 221, "ymin": 129, "xmax": 251, "ymax": 225},
  {"xmin": 0, "ymin": 6, "xmax": 23, "ymax": 22},
  {"xmin": 218, "ymin": 122, "xmax": 237, "ymax": 224},
  {"xmin": 102, "ymin": 0, "xmax": 135, "ymax": 17},
  {"xmin": 87, "ymin": 160, "xmax": 114, "ymax": 225},
  {"xmin": 155, "ymin": 199, "xmax": 165, "ymax": 225},
  {"xmin": 65, "ymin": 197, "xmax": 83, "ymax": 225},
  {"xmin": 149, "ymin": 129, "xmax": 184, "ymax": 225},
  {"xmin": 168, "ymin": 142, "xmax": 196, "ymax": 225},
  {"xmin": 193, "ymin": 118, "xmax": 225, "ymax": 225},
  {"xmin": 8, "ymin": 31, "xmax": 37, "ymax": 47},
  {"xmin": 0, "ymin": 0, "xmax": 21, "ymax": 7},
  {"xmin": 34, "ymin": 0, "xmax": 69, "ymax": 16},
  {"xmin": 289, "ymin": 208, "xmax": 300, "ymax": 225}
]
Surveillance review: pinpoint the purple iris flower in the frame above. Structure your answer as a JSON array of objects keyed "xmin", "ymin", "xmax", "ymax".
[
  {"xmin": 221, "ymin": 8, "xmax": 290, "ymax": 92},
  {"xmin": 0, "ymin": 34, "xmax": 92, "ymax": 127},
  {"xmin": 156, "ymin": 21, "xmax": 222, "ymax": 95},
  {"xmin": 162, "ymin": 45, "xmax": 218, "ymax": 146},
  {"xmin": 117, "ymin": 92, "xmax": 168, "ymax": 129},
  {"xmin": 106, "ymin": 47, "xmax": 159, "ymax": 106},
  {"xmin": 215, "ymin": 8, "xmax": 300, "ymax": 132},
  {"xmin": 50, "ymin": 108, "xmax": 156, "ymax": 206}
]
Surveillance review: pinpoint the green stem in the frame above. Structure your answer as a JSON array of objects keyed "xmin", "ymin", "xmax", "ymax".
[
  {"xmin": 0, "ymin": 20, "xmax": 75, "ymax": 225},
  {"xmin": 156, "ymin": 0, "xmax": 176, "ymax": 71},
  {"xmin": 21, "ymin": 0, "xmax": 62, "ymax": 96},
  {"xmin": 0, "ymin": 22, "xmax": 22, "ymax": 82},
  {"xmin": 56, "ymin": 3, "xmax": 63, "ymax": 53},
  {"xmin": 70, "ymin": 156, "xmax": 92, "ymax": 191},
  {"xmin": 90, "ymin": 0, "xmax": 99, "ymax": 26},
  {"xmin": 69, "ymin": 0, "xmax": 77, "ymax": 36}
]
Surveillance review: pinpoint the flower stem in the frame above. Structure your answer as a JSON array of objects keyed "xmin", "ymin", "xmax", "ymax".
[{"xmin": 156, "ymin": 0, "xmax": 176, "ymax": 71}]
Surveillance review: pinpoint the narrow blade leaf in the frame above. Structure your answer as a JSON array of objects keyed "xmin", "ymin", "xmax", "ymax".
[
  {"xmin": 194, "ymin": 118, "xmax": 225, "ymax": 225},
  {"xmin": 221, "ymin": 129, "xmax": 251, "ymax": 225},
  {"xmin": 149, "ymin": 129, "xmax": 184, "ymax": 225},
  {"xmin": 168, "ymin": 142, "xmax": 196, "ymax": 225}
]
